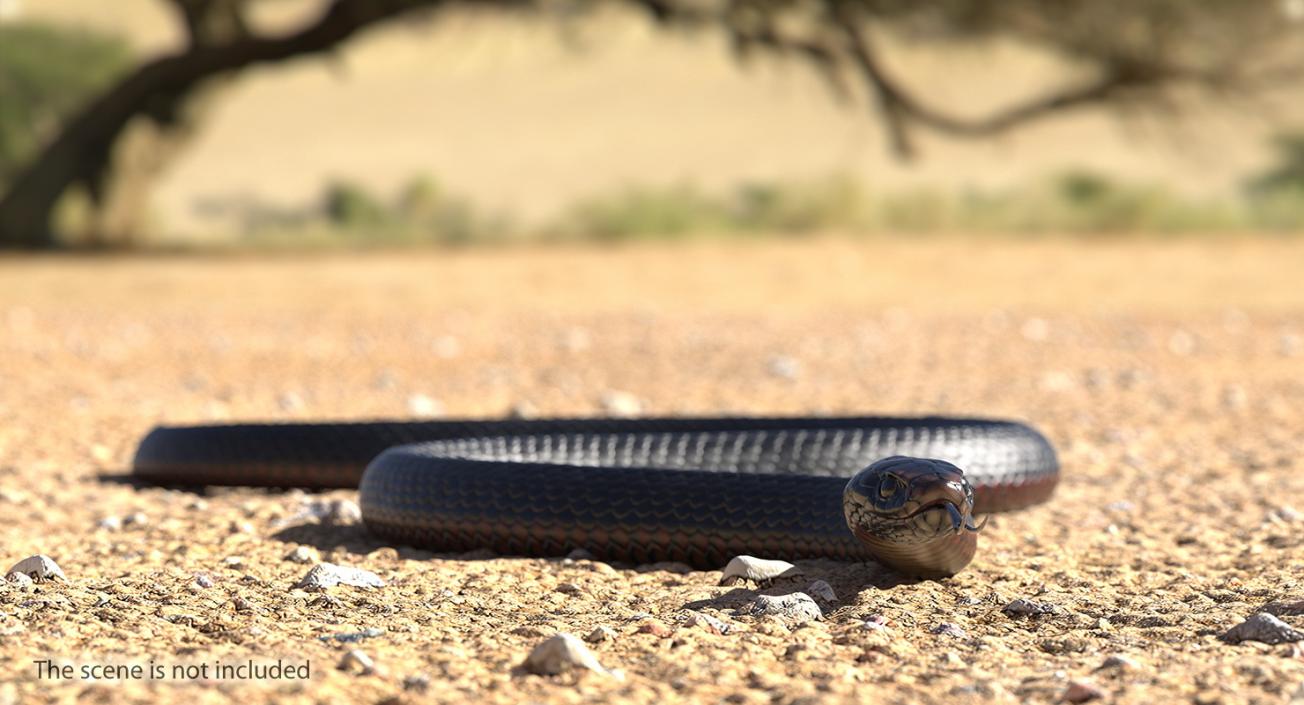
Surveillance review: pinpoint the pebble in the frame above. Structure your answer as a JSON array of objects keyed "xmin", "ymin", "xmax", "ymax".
[
  {"xmin": 123, "ymin": 512, "xmax": 149, "ymax": 527},
  {"xmin": 4, "ymin": 572, "xmax": 33, "ymax": 589},
  {"xmin": 521, "ymin": 633, "xmax": 620, "ymax": 679},
  {"xmin": 766, "ymin": 356, "xmax": 801, "ymax": 380},
  {"xmin": 407, "ymin": 394, "xmax": 444, "ymax": 418},
  {"xmin": 1264, "ymin": 599, "xmax": 1304, "ymax": 617},
  {"xmin": 193, "ymin": 573, "xmax": 214, "ymax": 589},
  {"xmin": 1063, "ymin": 679, "xmax": 1105, "ymax": 703},
  {"xmin": 565, "ymin": 548, "xmax": 596, "ymax": 561},
  {"xmin": 6, "ymin": 555, "xmax": 66, "ymax": 582},
  {"xmin": 278, "ymin": 392, "xmax": 306, "ymax": 413},
  {"xmin": 636, "ymin": 621, "xmax": 674, "ymax": 638},
  {"xmin": 1219, "ymin": 612, "xmax": 1304, "ymax": 645},
  {"xmin": 861, "ymin": 615, "xmax": 891, "ymax": 631},
  {"xmin": 320, "ymin": 628, "xmax": 385, "ymax": 643},
  {"xmin": 1003, "ymin": 598, "xmax": 1056, "ymax": 618},
  {"xmin": 95, "ymin": 516, "xmax": 122, "ymax": 531},
  {"xmin": 739, "ymin": 593, "xmax": 823, "ymax": 623},
  {"xmin": 599, "ymin": 390, "xmax": 642, "ymax": 417},
  {"xmin": 683, "ymin": 611, "xmax": 732, "ymax": 635},
  {"xmin": 402, "ymin": 673, "xmax": 431, "ymax": 692},
  {"xmin": 1095, "ymin": 654, "xmax": 1140, "ymax": 671},
  {"xmin": 931, "ymin": 622, "xmax": 967, "ymax": 639},
  {"xmin": 719, "ymin": 555, "xmax": 802, "ymax": 585},
  {"xmin": 337, "ymin": 649, "xmax": 376, "ymax": 675},
  {"xmin": 287, "ymin": 498, "xmax": 361, "ymax": 526},
  {"xmin": 806, "ymin": 580, "xmax": 836, "ymax": 603},
  {"xmin": 585, "ymin": 626, "xmax": 617, "ymax": 643},
  {"xmin": 293, "ymin": 563, "xmax": 385, "ymax": 591},
  {"xmin": 285, "ymin": 546, "xmax": 320, "ymax": 564}
]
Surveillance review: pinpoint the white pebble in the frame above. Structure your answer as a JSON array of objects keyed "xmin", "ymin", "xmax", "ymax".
[
  {"xmin": 739, "ymin": 593, "xmax": 823, "ymax": 623},
  {"xmin": 521, "ymin": 633, "xmax": 620, "ymax": 679},
  {"xmin": 6, "ymin": 555, "xmax": 66, "ymax": 582},
  {"xmin": 600, "ymin": 391, "xmax": 642, "ymax": 417},
  {"xmin": 338, "ymin": 649, "xmax": 376, "ymax": 675},
  {"xmin": 285, "ymin": 546, "xmax": 320, "ymax": 564},
  {"xmin": 806, "ymin": 580, "xmax": 837, "ymax": 603},
  {"xmin": 407, "ymin": 394, "xmax": 444, "ymax": 419},
  {"xmin": 719, "ymin": 555, "xmax": 802, "ymax": 585},
  {"xmin": 293, "ymin": 563, "xmax": 385, "ymax": 591}
]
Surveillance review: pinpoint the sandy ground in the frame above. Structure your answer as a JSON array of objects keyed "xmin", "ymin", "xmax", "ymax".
[{"xmin": 0, "ymin": 238, "xmax": 1303, "ymax": 704}]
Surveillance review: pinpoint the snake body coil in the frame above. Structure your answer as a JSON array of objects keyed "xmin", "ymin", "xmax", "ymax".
[{"xmin": 133, "ymin": 416, "xmax": 1059, "ymax": 573}]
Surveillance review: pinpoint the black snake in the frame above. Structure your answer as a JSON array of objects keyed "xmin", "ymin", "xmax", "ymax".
[{"xmin": 133, "ymin": 416, "xmax": 1059, "ymax": 578}]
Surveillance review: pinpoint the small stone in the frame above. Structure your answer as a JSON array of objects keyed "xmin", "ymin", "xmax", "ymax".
[
  {"xmin": 1219, "ymin": 612, "xmax": 1304, "ymax": 645},
  {"xmin": 402, "ymin": 673, "xmax": 431, "ymax": 692},
  {"xmin": 585, "ymin": 626, "xmax": 617, "ymax": 643},
  {"xmin": 320, "ymin": 628, "xmax": 385, "ymax": 644},
  {"xmin": 278, "ymin": 392, "xmax": 306, "ymax": 413},
  {"xmin": 6, "ymin": 555, "xmax": 66, "ymax": 582},
  {"xmin": 222, "ymin": 556, "xmax": 245, "ymax": 568},
  {"xmin": 683, "ymin": 611, "xmax": 731, "ymax": 635},
  {"xmin": 931, "ymin": 622, "xmax": 967, "ymax": 639},
  {"xmin": 288, "ymin": 498, "xmax": 361, "ymax": 526},
  {"xmin": 1003, "ymin": 598, "xmax": 1056, "ymax": 618},
  {"xmin": 123, "ymin": 512, "xmax": 149, "ymax": 527},
  {"xmin": 1095, "ymin": 654, "xmax": 1140, "ymax": 671},
  {"xmin": 719, "ymin": 555, "xmax": 802, "ymax": 585},
  {"xmin": 806, "ymin": 580, "xmax": 836, "ymax": 603},
  {"xmin": 739, "ymin": 593, "xmax": 823, "ymax": 623},
  {"xmin": 564, "ymin": 548, "xmax": 595, "ymax": 561},
  {"xmin": 1264, "ymin": 599, "xmax": 1304, "ymax": 617},
  {"xmin": 1063, "ymin": 679, "xmax": 1105, "ymax": 703},
  {"xmin": 508, "ymin": 401, "xmax": 539, "ymax": 419},
  {"xmin": 636, "ymin": 621, "xmax": 673, "ymax": 638},
  {"xmin": 285, "ymin": 546, "xmax": 320, "ymax": 564},
  {"xmin": 95, "ymin": 516, "xmax": 122, "ymax": 531},
  {"xmin": 1271, "ymin": 506, "xmax": 1302, "ymax": 523},
  {"xmin": 407, "ymin": 394, "xmax": 444, "ymax": 418},
  {"xmin": 767, "ymin": 356, "xmax": 800, "ymax": 380},
  {"xmin": 4, "ymin": 572, "xmax": 33, "ymax": 589},
  {"xmin": 193, "ymin": 573, "xmax": 214, "ymax": 589},
  {"xmin": 293, "ymin": 563, "xmax": 385, "ymax": 591},
  {"xmin": 555, "ymin": 583, "xmax": 584, "ymax": 595},
  {"xmin": 599, "ymin": 391, "xmax": 642, "ymax": 417},
  {"xmin": 861, "ymin": 615, "xmax": 891, "ymax": 631},
  {"xmin": 337, "ymin": 649, "xmax": 376, "ymax": 675},
  {"xmin": 521, "ymin": 633, "xmax": 620, "ymax": 679},
  {"xmin": 232, "ymin": 596, "xmax": 256, "ymax": 613}
]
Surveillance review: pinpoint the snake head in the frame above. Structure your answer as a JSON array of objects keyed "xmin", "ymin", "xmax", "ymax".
[{"xmin": 842, "ymin": 456, "xmax": 982, "ymax": 579}]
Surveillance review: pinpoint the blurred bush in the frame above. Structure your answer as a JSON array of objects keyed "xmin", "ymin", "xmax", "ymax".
[
  {"xmin": 551, "ymin": 183, "xmax": 729, "ymax": 241},
  {"xmin": 0, "ymin": 22, "xmax": 131, "ymax": 184}
]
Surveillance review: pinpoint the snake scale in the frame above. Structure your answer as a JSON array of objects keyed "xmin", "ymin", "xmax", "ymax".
[{"xmin": 133, "ymin": 416, "xmax": 1059, "ymax": 577}]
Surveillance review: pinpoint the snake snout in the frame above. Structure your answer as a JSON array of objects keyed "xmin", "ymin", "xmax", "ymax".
[{"xmin": 842, "ymin": 456, "xmax": 980, "ymax": 579}]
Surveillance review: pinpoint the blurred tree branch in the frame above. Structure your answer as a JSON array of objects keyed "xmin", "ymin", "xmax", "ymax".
[{"xmin": 0, "ymin": 0, "xmax": 1299, "ymax": 247}]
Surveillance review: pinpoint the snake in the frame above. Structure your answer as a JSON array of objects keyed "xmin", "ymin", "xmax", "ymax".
[{"xmin": 132, "ymin": 416, "xmax": 1059, "ymax": 578}]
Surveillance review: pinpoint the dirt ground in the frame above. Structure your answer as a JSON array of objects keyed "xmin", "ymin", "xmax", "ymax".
[{"xmin": 0, "ymin": 237, "xmax": 1302, "ymax": 704}]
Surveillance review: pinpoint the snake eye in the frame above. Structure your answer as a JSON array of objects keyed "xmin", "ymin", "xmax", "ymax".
[{"xmin": 879, "ymin": 474, "xmax": 901, "ymax": 498}]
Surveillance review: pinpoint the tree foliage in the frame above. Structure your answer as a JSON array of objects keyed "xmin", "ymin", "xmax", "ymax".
[
  {"xmin": 1, "ymin": 0, "xmax": 1302, "ymax": 247},
  {"xmin": 0, "ymin": 23, "xmax": 131, "ymax": 184}
]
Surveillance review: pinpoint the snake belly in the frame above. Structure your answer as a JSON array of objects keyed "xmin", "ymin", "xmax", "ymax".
[{"xmin": 132, "ymin": 416, "xmax": 1059, "ymax": 569}]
